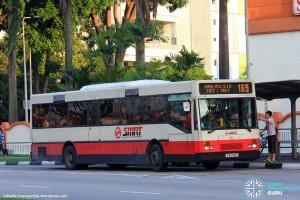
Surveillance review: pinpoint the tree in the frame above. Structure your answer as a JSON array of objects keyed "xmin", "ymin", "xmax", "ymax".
[
  {"xmin": 219, "ymin": 0, "xmax": 229, "ymax": 79},
  {"xmin": 60, "ymin": 0, "xmax": 73, "ymax": 90},
  {"xmin": 134, "ymin": 0, "xmax": 188, "ymax": 64},
  {"xmin": 164, "ymin": 45, "xmax": 211, "ymax": 81},
  {"xmin": 24, "ymin": 0, "xmax": 64, "ymax": 94},
  {"xmin": 5, "ymin": 0, "xmax": 25, "ymax": 123}
]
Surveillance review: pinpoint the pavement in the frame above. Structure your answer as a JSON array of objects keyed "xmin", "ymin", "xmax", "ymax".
[
  {"xmin": 219, "ymin": 153, "xmax": 300, "ymax": 170},
  {"xmin": 0, "ymin": 153, "xmax": 300, "ymax": 170}
]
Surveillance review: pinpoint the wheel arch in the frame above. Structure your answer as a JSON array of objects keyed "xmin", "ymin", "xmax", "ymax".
[
  {"xmin": 61, "ymin": 141, "xmax": 76, "ymax": 162},
  {"xmin": 145, "ymin": 139, "xmax": 165, "ymax": 164}
]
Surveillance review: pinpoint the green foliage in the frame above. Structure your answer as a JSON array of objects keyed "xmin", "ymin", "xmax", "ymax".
[
  {"xmin": 130, "ymin": 18, "xmax": 166, "ymax": 42},
  {"xmin": 239, "ymin": 66, "xmax": 248, "ymax": 79},
  {"xmin": 158, "ymin": 0, "xmax": 189, "ymax": 12},
  {"xmin": 6, "ymin": 0, "xmax": 27, "ymax": 56},
  {"xmin": 0, "ymin": 39, "xmax": 8, "ymax": 75},
  {"xmin": 164, "ymin": 45, "xmax": 211, "ymax": 81}
]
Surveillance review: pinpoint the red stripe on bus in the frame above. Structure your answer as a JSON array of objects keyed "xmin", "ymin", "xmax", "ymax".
[{"xmin": 31, "ymin": 138, "xmax": 259, "ymax": 157}]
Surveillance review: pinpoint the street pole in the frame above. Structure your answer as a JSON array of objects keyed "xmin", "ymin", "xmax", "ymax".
[
  {"xmin": 29, "ymin": 49, "xmax": 33, "ymax": 125},
  {"xmin": 22, "ymin": 17, "xmax": 31, "ymax": 122},
  {"xmin": 22, "ymin": 16, "xmax": 40, "ymax": 122}
]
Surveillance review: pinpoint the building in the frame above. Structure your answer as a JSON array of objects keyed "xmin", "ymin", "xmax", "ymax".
[
  {"xmin": 122, "ymin": 0, "xmax": 247, "ymax": 79},
  {"xmin": 248, "ymin": 0, "xmax": 300, "ymax": 120}
]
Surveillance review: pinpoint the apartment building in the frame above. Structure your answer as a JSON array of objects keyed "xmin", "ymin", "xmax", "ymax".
[{"xmin": 123, "ymin": 0, "xmax": 247, "ymax": 79}]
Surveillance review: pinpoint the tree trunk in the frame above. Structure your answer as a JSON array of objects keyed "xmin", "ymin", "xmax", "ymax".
[
  {"xmin": 90, "ymin": 7, "xmax": 102, "ymax": 35},
  {"xmin": 7, "ymin": 4, "xmax": 18, "ymax": 123},
  {"xmin": 64, "ymin": 0, "xmax": 73, "ymax": 90},
  {"xmin": 135, "ymin": 0, "xmax": 149, "ymax": 65},
  {"xmin": 106, "ymin": 6, "xmax": 112, "ymax": 30},
  {"xmin": 123, "ymin": 0, "xmax": 136, "ymax": 23},
  {"xmin": 32, "ymin": 54, "xmax": 40, "ymax": 94},
  {"xmin": 42, "ymin": 49, "xmax": 51, "ymax": 93},
  {"xmin": 8, "ymin": 44, "xmax": 18, "ymax": 123},
  {"xmin": 135, "ymin": 36, "xmax": 145, "ymax": 64},
  {"xmin": 114, "ymin": 1, "xmax": 120, "ymax": 26},
  {"xmin": 219, "ymin": 0, "xmax": 229, "ymax": 79}
]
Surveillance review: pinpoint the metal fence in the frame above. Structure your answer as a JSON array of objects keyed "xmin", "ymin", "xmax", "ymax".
[
  {"xmin": 6, "ymin": 142, "xmax": 31, "ymax": 155},
  {"xmin": 261, "ymin": 128, "xmax": 300, "ymax": 148}
]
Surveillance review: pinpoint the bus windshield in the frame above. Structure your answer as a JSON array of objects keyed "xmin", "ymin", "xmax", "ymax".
[{"xmin": 199, "ymin": 98, "xmax": 257, "ymax": 130}]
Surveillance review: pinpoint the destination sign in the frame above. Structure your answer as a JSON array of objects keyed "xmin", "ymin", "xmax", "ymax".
[{"xmin": 199, "ymin": 82, "xmax": 252, "ymax": 95}]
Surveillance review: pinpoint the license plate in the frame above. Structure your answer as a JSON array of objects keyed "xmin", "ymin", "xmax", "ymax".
[{"xmin": 225, "ymin": 153, "xmax": 239, "ymax": 158}]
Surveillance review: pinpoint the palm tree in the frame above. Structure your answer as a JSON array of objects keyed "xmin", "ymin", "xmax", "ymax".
[
  {"xmin": 165, "ymin": 45, "xmax": 205, "ymax": 80},
  {"xmin": 219, "ymin": 0, "xmax": 229, "ymax": 79},
  {"xmin": 6, "ymin": 0, "xmax": 22, "ymax": 123},
  {"xmin": 60, "ymin": 0, "xmax": 73, "ymax": 90}
]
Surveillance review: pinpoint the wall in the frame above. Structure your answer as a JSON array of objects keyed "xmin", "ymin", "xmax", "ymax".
[
  {"xmin": 0, "ymin": 122, "xmax": 31, "ymax": 155},
  {"xmin": 248, "ymin": 0, "xmax": 300, "ymax": 128}
]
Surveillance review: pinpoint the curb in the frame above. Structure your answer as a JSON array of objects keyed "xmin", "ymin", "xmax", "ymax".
[
  {"xmin": 0, "ymin": 161, "xmax": 63, "ymax": 166},
  {"xmin": 220, "ymin": 161, "xmax": 300, "ymax": 170},
  {"xmin": 1, "ymin": 161, "xmax": 300, "ymax": 169}
]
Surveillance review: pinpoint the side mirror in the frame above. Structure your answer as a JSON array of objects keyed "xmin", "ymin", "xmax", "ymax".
[{"xmin": 183, "ymin": 102, "xmax": 190, "ymax": 112}]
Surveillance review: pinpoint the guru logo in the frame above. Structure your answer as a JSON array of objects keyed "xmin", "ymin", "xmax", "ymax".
[{"xmin": 243, "ymin": 177, "xmax": 265, "ymax": 199}]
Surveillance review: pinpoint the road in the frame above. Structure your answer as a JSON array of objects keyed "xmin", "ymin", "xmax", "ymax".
[{"xmin": 0, "ymin": 165, "xmax": 299, "ymax": 200}]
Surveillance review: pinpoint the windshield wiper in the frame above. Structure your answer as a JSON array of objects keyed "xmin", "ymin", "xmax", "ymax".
[
  {"xmin": 207, "ymin": 129, "xmax": 216, "ymax": 134},
  {"xmin": 246, "ymin": 128, "xmax": 252, "ymax": 132}
]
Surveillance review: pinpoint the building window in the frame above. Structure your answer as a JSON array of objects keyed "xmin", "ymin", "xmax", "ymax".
[
  {"xmin": 213, "ymin": 19, "xmax": 216, "ymax": 25},
  {"xmin": 171, "ymin": 36, "xmax": 177, "ymax": 45},
  {"xmin": 214, "ymin": 59, "xmax": 217, "ymax": 66},
  {"xmin": 212, "ymin": 0, "xmax": 216, "ymax": 4},
  {"xmin": 213, "ymin": 37, "xmax": 217, "ymax": 42}
]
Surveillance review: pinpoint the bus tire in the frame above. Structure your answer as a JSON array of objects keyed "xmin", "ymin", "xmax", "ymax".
[
  {"xmin": 149, "ymin": 144, "xmax": 167, "ymax": 172},
  {"xmin": 64, "ymin": 146, "xmax": 78, "ymax": 170},
  {"xmin": 203, "ymin": 161, "xmax": 220, "ymax": 170}
]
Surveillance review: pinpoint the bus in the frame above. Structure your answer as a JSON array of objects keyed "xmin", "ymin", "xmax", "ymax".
[{"xmin": 30, "ymin": 79, "xmax": 260, "ymax": 171}]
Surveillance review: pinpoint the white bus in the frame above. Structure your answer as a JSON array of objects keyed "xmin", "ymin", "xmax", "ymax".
[{"xmin": 30, "ymin": 79, "xmax": 260, "ymax": 171}]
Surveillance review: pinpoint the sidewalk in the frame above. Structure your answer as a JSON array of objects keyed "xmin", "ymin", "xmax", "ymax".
[{"xmin": 220, "ymin": 153, "xmax": 300, "ymax": 170}]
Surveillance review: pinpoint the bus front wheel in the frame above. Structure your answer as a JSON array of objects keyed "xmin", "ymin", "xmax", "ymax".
[
  {"xmin": 149, "ymin": 144, "xmax": 167, "ymax": 172},
  {"xmin": 64, "ymin": 146, "xmax": 78, "ymax": 170},
  {"xmin": 203, "ymin": 161, "xmax": 220, "ymax": 170}
]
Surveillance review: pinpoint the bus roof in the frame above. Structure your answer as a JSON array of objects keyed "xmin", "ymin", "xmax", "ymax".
[{"xmin": 80, "ymin": 80, "xmax": 171, "ymax": 91}]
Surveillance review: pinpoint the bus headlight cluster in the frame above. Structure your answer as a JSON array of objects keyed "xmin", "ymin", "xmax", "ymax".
[
  {"xmin": 204, "ymin": 142, "xmax": 215, "ymax": 150},
  {"xmin": 248, "ymin": 139, "xmax": 258, "ymax": 148},
  {"xmin": 248, "ymin": 144, "xmax": 257, "ymax": 148}
]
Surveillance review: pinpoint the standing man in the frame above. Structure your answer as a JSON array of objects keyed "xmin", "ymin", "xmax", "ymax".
[
  {"xmin": 0, "ymin": 128, "xmax": 4, "ymax": 156},
  {"xmin": 259, "ymin": 110, "xmax": 277, "ymax": 162}
]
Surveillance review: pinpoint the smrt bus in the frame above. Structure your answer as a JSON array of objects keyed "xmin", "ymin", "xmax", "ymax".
[{"xmin": 30, "ymin": 79, "xmax": 260, "ymax": 171}]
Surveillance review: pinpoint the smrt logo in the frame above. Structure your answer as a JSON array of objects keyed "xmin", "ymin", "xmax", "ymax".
[
  {"xmin": 293, "ymin": 0, "xmax": 300, "ymax": 15},
  {"xmin": 114, "ymin": 126, "xmax": 143, "ymax": 139},
  {"xmin": 225, "ymin": 131, "xmax": 237, "ymax": 135},
  {"xmin": 114, "ymin": 127, "xmax": 122, "ymax": 139}
]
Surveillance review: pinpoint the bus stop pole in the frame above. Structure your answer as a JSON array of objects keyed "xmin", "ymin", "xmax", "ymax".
[{"xmin": 290, "ymin": 97, "xmax": 297, "ymax": 159}]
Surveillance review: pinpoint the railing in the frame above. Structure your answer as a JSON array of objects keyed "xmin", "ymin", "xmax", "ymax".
[
  {"xmin": 261, "ymin": 128, "xmax": 300, "ymax": 148},
  {"xmin": 6, "ymin": 142, "xmax": 31, "ymax": 155}
]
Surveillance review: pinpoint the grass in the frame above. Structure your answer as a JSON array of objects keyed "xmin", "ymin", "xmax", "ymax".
[{"xmin": 0, "ymin": 154, "xmax": 31, "ymax": 162}]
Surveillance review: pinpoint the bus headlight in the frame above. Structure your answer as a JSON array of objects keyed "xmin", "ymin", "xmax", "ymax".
[
  {"xmin": 248, "ymin": 144, "xmax": 257, "ymax": 148},
  {"xmin": 204, "ymin": 142, "xmax": 215, "ymax": 150}
]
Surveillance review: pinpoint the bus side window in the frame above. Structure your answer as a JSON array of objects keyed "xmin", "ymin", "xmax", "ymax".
[
  {"xmin": 100, "ymin": 99, "xmax": 121, "ymax": 125},
  {"xmin": 169, "ymin": 101, "xmax": 189, "ymax": 131}
]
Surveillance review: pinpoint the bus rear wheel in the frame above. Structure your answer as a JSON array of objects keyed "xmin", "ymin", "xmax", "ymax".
[
  {"xmin": 203, "ymin": 161, "xmax": 220, "ymax": 170},
  {"xmin": 149, "ymin": 144, "xmax": 167, "ymax": 172},
  {"xmin": 64, "ymin": 146, "xmax": 78, "ymax": 170}
]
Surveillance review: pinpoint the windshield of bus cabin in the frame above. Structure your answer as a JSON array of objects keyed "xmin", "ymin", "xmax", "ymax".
[{"xmin": 199, "ymin": 98, "xmax": 257, "ymax": 130}]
